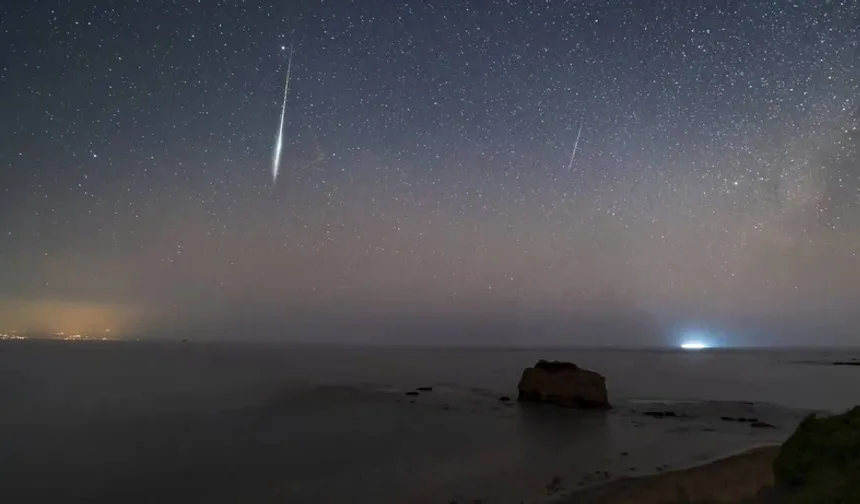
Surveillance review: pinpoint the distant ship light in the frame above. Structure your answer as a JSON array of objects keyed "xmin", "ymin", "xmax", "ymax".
[{"xmin": 680, "ymin": 341, "xmax": 708, "ymax": 350}]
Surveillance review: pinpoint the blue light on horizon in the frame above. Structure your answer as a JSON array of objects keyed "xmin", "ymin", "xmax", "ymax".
[{"xmin": 679, "ymin": 329, "xmax": 721, "ymax": 349}]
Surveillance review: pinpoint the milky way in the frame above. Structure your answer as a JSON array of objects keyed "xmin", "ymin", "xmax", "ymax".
[{"xmin": 0, "ymin": 0, "xmax": 858, "ymax": 344}]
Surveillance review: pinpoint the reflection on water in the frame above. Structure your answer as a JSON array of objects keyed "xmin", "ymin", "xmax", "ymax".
[{"xmin": 516, "ymin": 402, "xmax": 611, "ymax": 450}]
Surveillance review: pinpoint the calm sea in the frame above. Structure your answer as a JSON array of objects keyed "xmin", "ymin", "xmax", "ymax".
[{"xmin": 1, "ymin": 342, "xmax": 858, "ymax": 503}]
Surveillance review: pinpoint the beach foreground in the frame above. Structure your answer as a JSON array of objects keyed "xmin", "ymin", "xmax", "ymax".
[
  {"xmin": 560, "ymin": 404, "xmax": 860, "ymax": 504},
  {"xmin": 3, "ymin": 343, "xmax": 859, "ymax": 503},
  {"xmin": 558, "ymin": 445, "xmax": 779, "ymax": 503}
]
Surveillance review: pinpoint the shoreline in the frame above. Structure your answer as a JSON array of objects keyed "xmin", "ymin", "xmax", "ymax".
[{"xmin": 554, "ymin": 444, "xmax": 781, "ymax": 504}]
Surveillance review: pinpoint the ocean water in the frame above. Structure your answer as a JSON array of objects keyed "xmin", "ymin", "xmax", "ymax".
[{"xmin": 1, "ymin": 342, "xmax": 858, "ymax": 503}]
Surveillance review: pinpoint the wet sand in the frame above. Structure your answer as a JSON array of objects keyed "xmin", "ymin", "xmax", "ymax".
[{"xmin": 556, "ymin": 445, "xmax": 780, "ymax": 504}]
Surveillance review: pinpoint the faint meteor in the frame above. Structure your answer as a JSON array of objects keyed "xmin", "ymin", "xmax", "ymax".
[
  {"xmin": 566, "ymin": 117, "xmax": 584, "ymax": 172},
  {"xmin": 271, "ymin": 44, "xmax": 294, "ymax": 185}
]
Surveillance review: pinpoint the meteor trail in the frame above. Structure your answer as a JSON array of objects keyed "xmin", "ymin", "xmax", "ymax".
[
  {"xmin": 566, "ymin": 117, "xmax": 584, "ymax": 172},
  {"xmin": 272, "ymin": 45, "xmax": 294, "ymax": 185}
]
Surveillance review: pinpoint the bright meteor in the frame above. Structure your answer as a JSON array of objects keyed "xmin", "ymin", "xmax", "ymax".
[
  {"xmin": 566, "ymin": 117, "xmax": 584, "ymax": 172},
  {"xmin": 272, "ymin": 45, "xmax": 294, "ymax": 185}
]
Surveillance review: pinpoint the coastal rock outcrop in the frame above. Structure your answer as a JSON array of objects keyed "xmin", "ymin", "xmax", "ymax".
[
  {"xmin": 770, "ymin": 405, "xmax": 860, "ymax": 502},
  {"xmin": 516, "ymin": 360, "xmax": 610, "ymax": 409}
]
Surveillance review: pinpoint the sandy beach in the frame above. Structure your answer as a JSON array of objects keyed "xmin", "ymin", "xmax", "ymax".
[{"xmin": 557, "ymin": 445, "xmax": 780, "ymax": 504}]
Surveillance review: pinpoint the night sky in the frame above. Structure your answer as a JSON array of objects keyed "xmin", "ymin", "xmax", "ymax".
[{"xmin": 1, "ymin": 1, "xmax": 858, "ymax": 345}]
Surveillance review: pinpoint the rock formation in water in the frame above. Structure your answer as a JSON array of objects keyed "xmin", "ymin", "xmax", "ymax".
[{"xmin": 516, "ymin": 360, "xmax": 610, "ymax": 409}]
